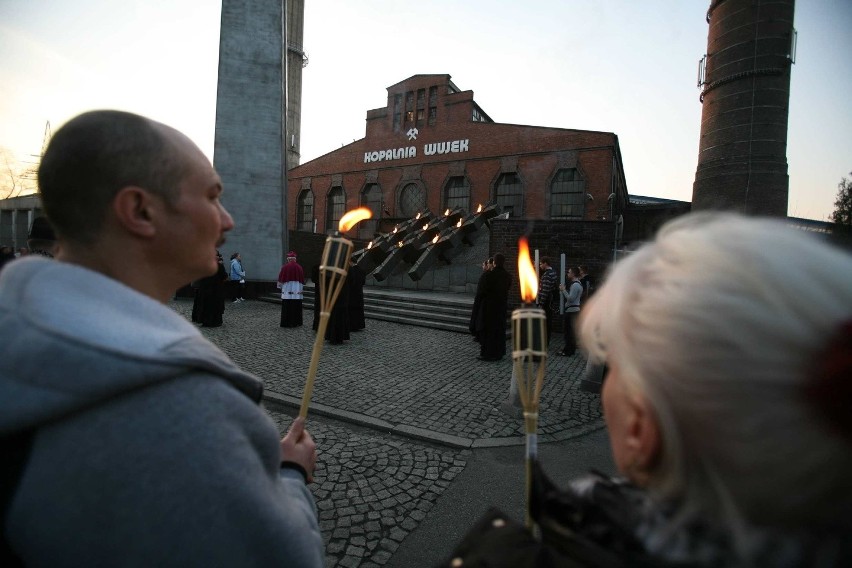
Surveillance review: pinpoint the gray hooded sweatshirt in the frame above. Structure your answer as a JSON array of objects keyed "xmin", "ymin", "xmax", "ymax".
[{"xmin": 0, "ymin": 257, "xmax": 323, "ymax": 567}]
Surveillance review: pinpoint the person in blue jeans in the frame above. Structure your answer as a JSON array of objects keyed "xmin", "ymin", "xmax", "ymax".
[
  {"xmin": 229, "ymin": 251, "xmax": 246, "ymax": 302},
  {"xmin": 557, "ymin": 266, "xmax": 583, "ymax": 356}
]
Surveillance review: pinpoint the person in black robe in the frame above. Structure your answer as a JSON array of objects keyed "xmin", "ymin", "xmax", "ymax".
[
  {"xmin": 324, "ymin": 268, "xmax": 350, "ymax": 344},
  {"xmin": 478, "ymin": 253, "xmax": 511, "ymax": 361},
  {"xmin": 347, "ymin": 260, "xmax": 366, "ymax": 332},
  {"xmin": 469, "ymin": 257, "xmax": 492, "ymax": 342},
  {"xmin": 198, "ymin": 251, "xmax": 228, "ymax": 327},
  {"xmin": 277, "ymin": 251, "xmax": 305, "ymax": 328}
]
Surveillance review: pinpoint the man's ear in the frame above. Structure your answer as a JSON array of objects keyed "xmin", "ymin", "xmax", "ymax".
[
  {"xmin": 624, "ymin": 393, "xmax": 662, "ymax": 485},
  {"xmin": 112, "ymin": 186, "xmax": 159, "ymax": 238}
]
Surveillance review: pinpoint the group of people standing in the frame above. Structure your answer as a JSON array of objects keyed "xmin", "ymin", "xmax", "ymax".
[
  {"xmin": 537, "ymin": 258, "xmax": 592, "ymax": 356},
  {"xmin": 4, "ymin": 109, "xmax": 849, "ymax": 567},
  {"xmin": 469, "ymin": 255, "xmax": 592, "ymax": 360}
]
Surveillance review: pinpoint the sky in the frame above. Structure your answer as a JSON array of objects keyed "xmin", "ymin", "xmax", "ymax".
[{"xmin": 1, "ymin": 0, "xmax": 850, "ymax": 221}]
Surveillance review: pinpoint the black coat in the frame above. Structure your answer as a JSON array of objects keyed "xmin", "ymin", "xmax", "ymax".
[
  {"xmin": 197, "ymin": 262, "xmax": 227, "ymax": 327},
  {"xmin": 347, "ymin": 264, "xmax": 366, "ymax": 331},
  {"xmin": 479, "ymin": 266, "xmax": 511, "ymax": 360}
]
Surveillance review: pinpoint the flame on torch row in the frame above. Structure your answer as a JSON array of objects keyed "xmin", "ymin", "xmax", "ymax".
[
  {"xmin": 432, "ymin": 234, "xmax": 439, "ymax": 244},
  {"xmin": 444, "ymin": 208, "xmax": 450, "ymax": 216},
  {"xmin": 477, "ymin": 204, "xmax": 483, "ymax": 213},
  {"xmin": 338, "ymin": 207, "xmax": 373, "ymax": 232},
  {"xmin": 423, "ymin": 224, "xmax": 429, "ymax": 231},
  {"xmin": 456, "ymin": 219, "xmax": 462, "ymax": 228},
  {"xmin": 367, "ymin": 241, "xmax": 373, "ymax": 249},
  {"xmin": 518, "ymin": 237, "xmax": 538, "ymax": 303}
]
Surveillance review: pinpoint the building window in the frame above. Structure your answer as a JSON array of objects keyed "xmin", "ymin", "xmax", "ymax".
[
  {"xmin": 416, "ymin": 89, "xmax": 425, "ymax": 127},
  {"xmin": 297, "ymin": 190, "xmax": 314, "ymax": 231},
  {"xmin": 405, "ymin": 91, "xmax": 414, "ymax": 125},
  {"xmin": 495, "ymin": 173, "xmax": 523, "ymax": 217},
  {"xmin": 393, "ymin": 93, "xmax": 402, "ymax": 131},
  {"xmin": 360, "ymin": 183, "xmax": 382, "ymax": 240},
  {"xmin": 427, "ymin": 86, "xmax": 439, "ymax": 126},
  {"xmin": 326, "ymin": 186, "xmax": 345, "ymax": 232},
  {"xmin": 444, "ymin": 176, "xmax": 470, "ymax": 213},
  {"xmin": 399, "ymin": 183, "xmax": 426, "ymax": 217},
  {"xmin": 550, "ymin": 169, "xmax": 585, "ymax": 219}
]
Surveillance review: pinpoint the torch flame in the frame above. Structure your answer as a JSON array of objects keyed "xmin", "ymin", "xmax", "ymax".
[
  {"xmin": 477, "ymin": 204, "xmax": 483, "ymax": 213},
  {"xmin": 367, "ymin": 241, "xmax": 373, "ymax": 249},
  {"xmin": 393, "ymin": 226, "xmax": 398, "ymax": 233},
  {"xmin": 415, "ymin": 212, "xmax": 421, "ymax": 219},
  {"xmin": 456, "ymin": 219, "xmax": 462, "ymax": 228},
  {"xmin": 444, "ymin": 208, "xmax": 450, "ymax": 216},
  {"xmin": 423, "ymin": 223, "xmax": 429, "ymax": 231},
  {"xmin": 398, "ymin": 240, "xmax": 404, "ymax": 248},
  {"xmin": 432, "ymin": 234, "xmax": 439, "ymax": 244},
  {"xmin": 338, "ymin": 207, "xmax": 373, "ymax": 232},
  {"xmin": 517, "ymin": 237, "xmax": 538, "ymax": 303}
]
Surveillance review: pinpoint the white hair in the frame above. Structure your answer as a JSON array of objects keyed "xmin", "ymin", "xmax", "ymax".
[{"xmin": 579, "ymin": 212, "xmax": 852, "ymax": 533}]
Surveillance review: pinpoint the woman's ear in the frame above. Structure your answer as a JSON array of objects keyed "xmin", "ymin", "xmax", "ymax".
[
  {"xmin": 624, "ymin": 393, "xmax": 661, "ymax": 485},
  {"xmin": 112, "ymin": 186, "xmax": 158, "ymax": 238}
]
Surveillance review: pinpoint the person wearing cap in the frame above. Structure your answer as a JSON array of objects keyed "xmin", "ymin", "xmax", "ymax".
[{"xmin": 277, "ymin": 250, "xmax": 305, "ymax": 327}]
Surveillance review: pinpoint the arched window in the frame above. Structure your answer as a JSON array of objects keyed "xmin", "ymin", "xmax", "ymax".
[
  {"xmin": 399, "ymin": 183, "xmax": 426, "ymax": 217},
  {"xmin": 326, "ymin": 186, "xmax": 345, "ymax": 232},
  {"xmin": 495, "ymin": 173, "xmax": 523, "ymax": 217},
  {"xmin": 297, "ymin": 190, "xmax": 314, "ymax": 231},
  {"xmin": 444, "ymin": 176, "xmax": 470, "ymax": 213},
  {"xmin": 550, "ymin": 169, "xmax": 585, "ymax": 219},
  {"xmin": 360, "ymin": 183, "xmax": 382, "ymax": 240}
]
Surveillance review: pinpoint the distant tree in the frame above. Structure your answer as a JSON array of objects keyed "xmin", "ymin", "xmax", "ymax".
[
  {"xmin": 0, "ymin": 147, "xmax": 37, "ymax": 199},
  {"xmin": 830, "ymin": 172, "xmax": 852, "ymax": 230}
]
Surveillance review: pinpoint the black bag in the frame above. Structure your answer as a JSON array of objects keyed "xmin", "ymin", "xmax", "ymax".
[{"xmin": 437, "ymin": 463, "xmax": 676, "ymax": 568}]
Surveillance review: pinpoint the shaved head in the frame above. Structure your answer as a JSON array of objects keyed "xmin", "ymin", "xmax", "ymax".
[{"xmin": 38, "ymin": 110, "xmax": 192, "ymax": 244}]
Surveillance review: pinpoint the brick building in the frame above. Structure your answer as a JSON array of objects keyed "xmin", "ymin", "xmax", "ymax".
[
  {"xmin": 287, "ymin": 74, "xmax": 629, "ymax": 241},
  {"xmin": 285, "ymin": 74, "xmax": 633, "ymax": 292}
]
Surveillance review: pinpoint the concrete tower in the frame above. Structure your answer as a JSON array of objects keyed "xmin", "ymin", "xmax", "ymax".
[
  {"xmin": 286, "ymin": 0, "xmax": 307, "ymax": 168},
  {"xmin": 692, "ymin": 0, "xmax": 796, "ymax": 217},
  {"xmin": 214, "ymin": 0, "xmax": 306, "ymax": 282}
]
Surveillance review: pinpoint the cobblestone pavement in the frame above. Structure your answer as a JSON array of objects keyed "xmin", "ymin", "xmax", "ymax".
[
  {"xmin": 170, "ymin": 298, "xmax": 603, "ymax": 567},
  {"xmin": 171, "ymin": 298, "xmax": 603, "ymax": 445}
]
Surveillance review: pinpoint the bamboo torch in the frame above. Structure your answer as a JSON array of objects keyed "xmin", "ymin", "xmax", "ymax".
[
  {"xmin": 512, "ymin": 237, "xmax": 548, "ymax": 530},
  {"xmin": 299, "ymin": 207, "xmax": 373, "ymax": 419}
]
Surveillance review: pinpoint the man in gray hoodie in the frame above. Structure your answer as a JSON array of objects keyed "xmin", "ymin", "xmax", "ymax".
[{"xmin": 0, "ymin": 110, "xmax": 324, "ymax": 566}]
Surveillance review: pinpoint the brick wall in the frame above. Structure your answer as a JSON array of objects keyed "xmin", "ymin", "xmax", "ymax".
[{"xmin": 488, "ymin": 218, "xmax": 615, "ymax": 308}]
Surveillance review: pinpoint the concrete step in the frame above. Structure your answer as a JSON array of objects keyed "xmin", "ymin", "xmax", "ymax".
[{"xmin": 259, "ymin": 285, "xmax": 475, "ymax": 334}]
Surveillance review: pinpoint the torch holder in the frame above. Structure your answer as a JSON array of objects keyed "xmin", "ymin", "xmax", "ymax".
[
  {"xmin": 299, "ymin": 233, "xmax": 354, "ymax": 418},
  {"xmin": 511, "ymin": 305, "xmax": 548, "ymax": 530}
]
